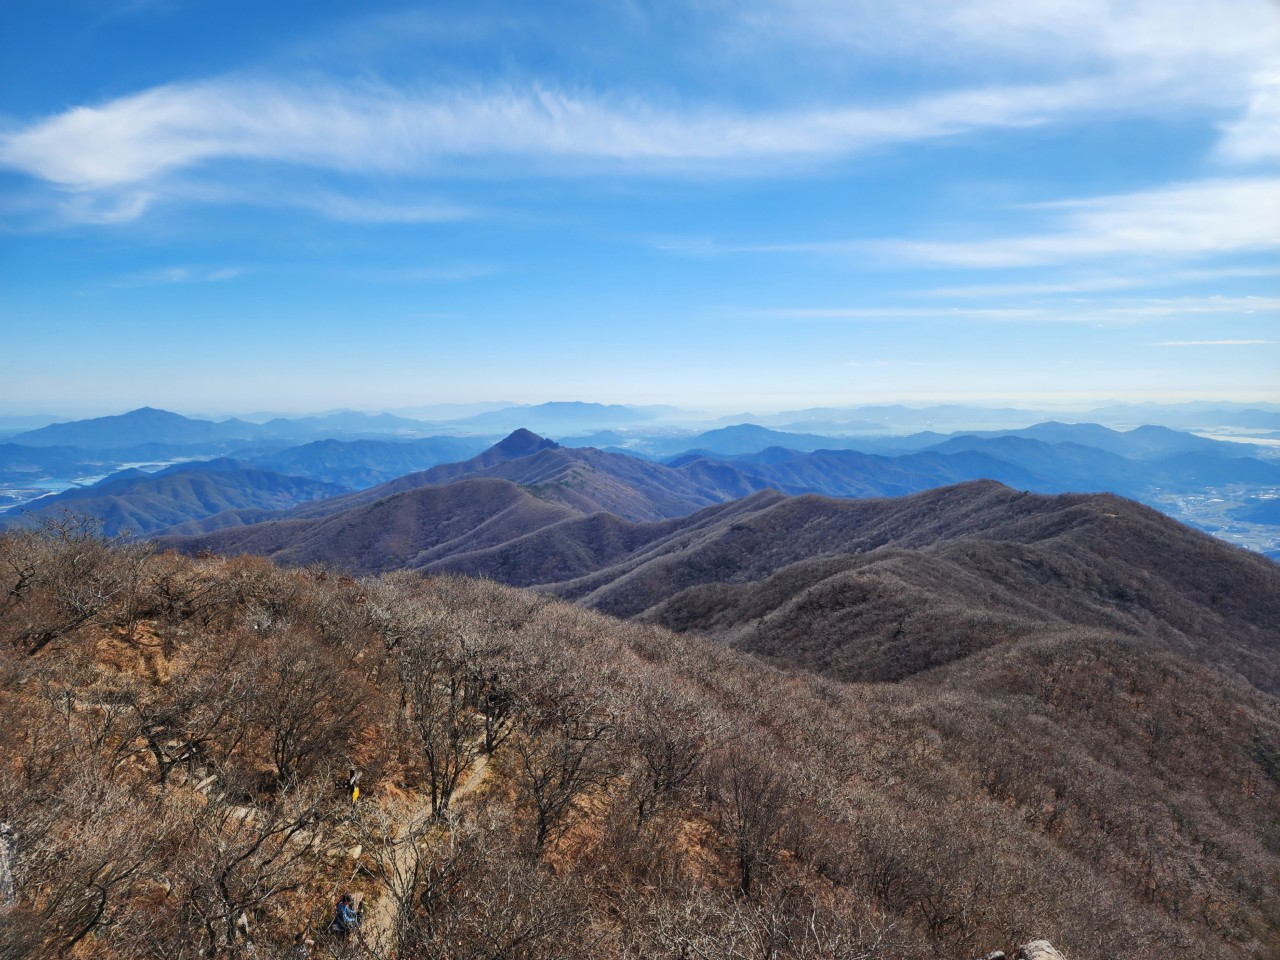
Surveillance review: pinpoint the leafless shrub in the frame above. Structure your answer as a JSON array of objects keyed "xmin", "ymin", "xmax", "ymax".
[
  {"xmin": 704, "ymin": 740, "xmax": 793, "ymax": 897},
  {"xmin": 619, "ymin": 678, "xmax": 710, "ymax": 831},
  {"xmin": 507, "ymin": 673, "xmax": 617, "ymax": 858},
  {"xmin": 0, "ymin": 516, "xmax": 130, "ymax": 655},
  {"xmin": 247, "ymin": 630, "xmax": 364, "ymax": 790},
  {"xmin": 172, "ymin": 775, "xmax": 330, "ymax": 955}
]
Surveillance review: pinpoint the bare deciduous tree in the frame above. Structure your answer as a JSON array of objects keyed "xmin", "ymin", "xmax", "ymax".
[
  {"xmin": 1, "ymin": 516, "xmax": 129, "ymax": 655},
  {"xmin": 509, "ymin": 679, "xmax": 615, "ymax": 858},
  {"xmin": 621, "ymin": 680, "xmax": 710, "ymax": 831},
  {"xmin": 249, "ymin": 632, "xmax": 363, "ymax": 789},
  {"xmin": 174, "ymin": 776, "xmax": 329, "ymax": 955},
  {"xmin": 124, "ymin": 640, "xmax": 255, "ymax": 787},
  {"xmin": 4, "ymin": 769, "xmax": 166, "ymax": 957},
  {"xmin": 706, "ymin": 741, "xmax": 792, "ymax": 897},
  {"xmin": 399, "ymin": 628, "xmax": 485, "ymax": 817}
]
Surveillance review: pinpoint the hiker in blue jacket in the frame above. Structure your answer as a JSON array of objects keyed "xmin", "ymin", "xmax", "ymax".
[{"xmin": 329, "ymin": 893, "xmax": 359, "ymax": 938}]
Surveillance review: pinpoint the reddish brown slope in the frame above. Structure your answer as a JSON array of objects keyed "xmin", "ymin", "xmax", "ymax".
[{"xmin": 167, "ymin": 477, "xmax": 580, "ymax": 575}]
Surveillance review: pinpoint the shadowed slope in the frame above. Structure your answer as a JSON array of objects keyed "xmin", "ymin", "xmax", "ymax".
[
  {"xmin": 620, "ymin": 486, "xmax": 1280, "ymax": 692},
  {"xmin": 259, "ymin": 429, "xmax": 757, "ymax": 525},
  {"xmin": 168, "ymin": 477, "xmax": 581, "ymax": 574},
  {"xmin": 356, "ymin": 480, "xmax": 1280, "ymax": 693}
]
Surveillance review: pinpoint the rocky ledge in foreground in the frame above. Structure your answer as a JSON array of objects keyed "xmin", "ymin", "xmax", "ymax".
[{"xmin": 979, "ymin": 940, "xmax": 1067, "ymax": 960}]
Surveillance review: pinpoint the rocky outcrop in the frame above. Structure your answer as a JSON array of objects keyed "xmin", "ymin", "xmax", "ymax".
[
  {"xmin": 1016, "ymin": 942, "xmax": 1066, "ymax": 960},
  {"xmin": 976, "ymin": 941, "xmax": 1066, "ymax": 960}
]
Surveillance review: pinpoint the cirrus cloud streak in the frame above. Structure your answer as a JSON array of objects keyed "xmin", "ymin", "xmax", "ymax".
[{"xmin": 0, "ymin": 76, "xmax": 1127, "ymax": 193}]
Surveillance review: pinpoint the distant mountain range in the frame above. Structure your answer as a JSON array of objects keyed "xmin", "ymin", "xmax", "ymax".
[
  {"xmin": 4, "ymin": 405, "xmax": 1278, "ymax": 560},
  {"xmin": 442, "ymin": 401, "xmax": 664, "ymax": 432},
  {"xmin": 10, "ymin": 407, "xmax": 259, "ymax": 449},
  {"xmin": 13, "ymin": 401, "xmax": 1279, "ymax": 453},
  {"xmin": 636, "ymin": 419, "xmax": 1261, "ymax": 460},
  {"xmin": 151, "ymin": 427, "xmax": 1277, "ymax": 599},
  {"xmin": 712, "ymin": 401, "xmax": 1280, "ymax": 433},
  {"xmin": 7, "ymin": 406, "xmax": 461, "ymax": 449},
  {"xmin": 254, "ymin": 435, "xmax": 491, "ymax": 487},
  {"xmin": 5, "ymin": 419, "xmax": 1263, "ymax": 546}
]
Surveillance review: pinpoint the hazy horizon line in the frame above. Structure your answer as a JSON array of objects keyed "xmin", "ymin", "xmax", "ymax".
[{"xmin": 3, "ymin": 393, "xmax": 1280, "ymax": 424}]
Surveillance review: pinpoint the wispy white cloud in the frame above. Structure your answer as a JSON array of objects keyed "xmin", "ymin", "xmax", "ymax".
[
  {"xmin": 747, "ymin": 296, "xmax": 1280, "ymax": 324},
  {"xmin": 733, "ymin": 0, "xmax": 1277, "ymax": 86},
  {"xmin": 2, "ymin": 1, "xmax": 1274, "ymax": 228},
  {"xmin": 919, "ymin": 267, "xmax": 1280, "ymax": 299},
  {"xmin": 873, "ymin": 179, "xmax": 1280, "ymax": 267},
  {"xmin": 292, "ymin": 193, "xmax": 475, "ymax": 224},
  {"xmin": 1155, "ymin": 339, "xmax": 1277, "ymax": 346},
  {"xmin": 733, "ymin": 0, "xmax": 1280, "ymax": 170},
  {"xmin": 110, "ymin": 265, "xmax": 242, "ymax": 288},
  {"xmin": 1077, "ymin": 296, "xmax": 1280, "ymax": 317},
  {"xmin": 4, "ymin": 56, "xmax": 1263, "ymax": 227},
  {"xmin": 1216, "ymin": 73, "xmax": 1280, "ymax": 164},
  {"xmin": 117, "ymin": 177, "xmax": 478, "ymax": 226},
  {"xmin": 654, "ymin": 181, "xmax": 1280, "ymax": 269},
  {"xmin": 0, "ymin": 75, "xmax": 1128, "ymax": 194},
  {"xmin": 57, "ymin": 190, "xmax": 158, "ymax": 224}
]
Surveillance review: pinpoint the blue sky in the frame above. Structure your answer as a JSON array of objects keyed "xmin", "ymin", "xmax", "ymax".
[{"xmin": 1, "ymin": 0, "xmax": 1277, "ymax": 416}]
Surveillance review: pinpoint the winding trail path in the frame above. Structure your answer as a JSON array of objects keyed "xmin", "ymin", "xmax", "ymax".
[{"xmin": 361, "ymin": 753, "xmax": 491, "ymax": 956}]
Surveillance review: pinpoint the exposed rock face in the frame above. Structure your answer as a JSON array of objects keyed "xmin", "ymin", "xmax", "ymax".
[
  {"xmin": 1016, "ymin": 941, "xmax": 1066, "ymax": 960},
  {"xmin": 977, "ymin": 940, "xmax": 1066, "ymax": 960},
  {"xmin": 0, "ymin": 822, "xmax": 15, "ymax": 906}
]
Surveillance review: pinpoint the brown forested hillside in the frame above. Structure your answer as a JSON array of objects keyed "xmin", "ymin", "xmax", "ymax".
[
  {"xmin": 167, "ymin": 480, "xmax": 1280, "ymax": 695},
  {"xmin": 1, "ymin": 518, "xmax": 1278, "ymax": 959},
  {"xmin": 246, "ymin": 429, "xmax": 749, "ymax": 527}
]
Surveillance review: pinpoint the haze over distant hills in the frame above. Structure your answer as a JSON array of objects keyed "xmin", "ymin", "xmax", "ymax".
[
  {"xmin": 137, "ymin": 423, "xmax": 1276, "ymax": 555},
  {"xmin": 443, "ymin": 401, "xmax": 666, "ymax": 432},
  {"xmin": 6, "ymin": 406, "xmax": 465, "ymax": 448},
  {"xmin": 8, "ymin": 400, "xmax": 1280, "ymax": 445},
  {"xmin": 709, "ymin": 402, "xmax": 1280, "ymax": 434},
  {"xmin": 6, "ymin": 460, "xmax": 349, "ymax": 536},
  {"xmin": 254, "ymin": 435, "xmax": 491, "ymax": 488},
  {"xmin": 4, "ymin": 405, "xmax": 1279, "ymax": 557},
  {"xmin": 9, "ymin": 407, "xmax": 259, "ymax": 449}
]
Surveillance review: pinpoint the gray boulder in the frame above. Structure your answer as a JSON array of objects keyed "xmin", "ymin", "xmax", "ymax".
[{"xmin": 1016, "ymin": 941, "xmax": 1066, "ymax": 960}]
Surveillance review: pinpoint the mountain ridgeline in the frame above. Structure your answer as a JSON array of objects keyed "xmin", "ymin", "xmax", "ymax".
[{"xmin": 162, "ymin": 460, "xmax": 1280, "ymax": 693}]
